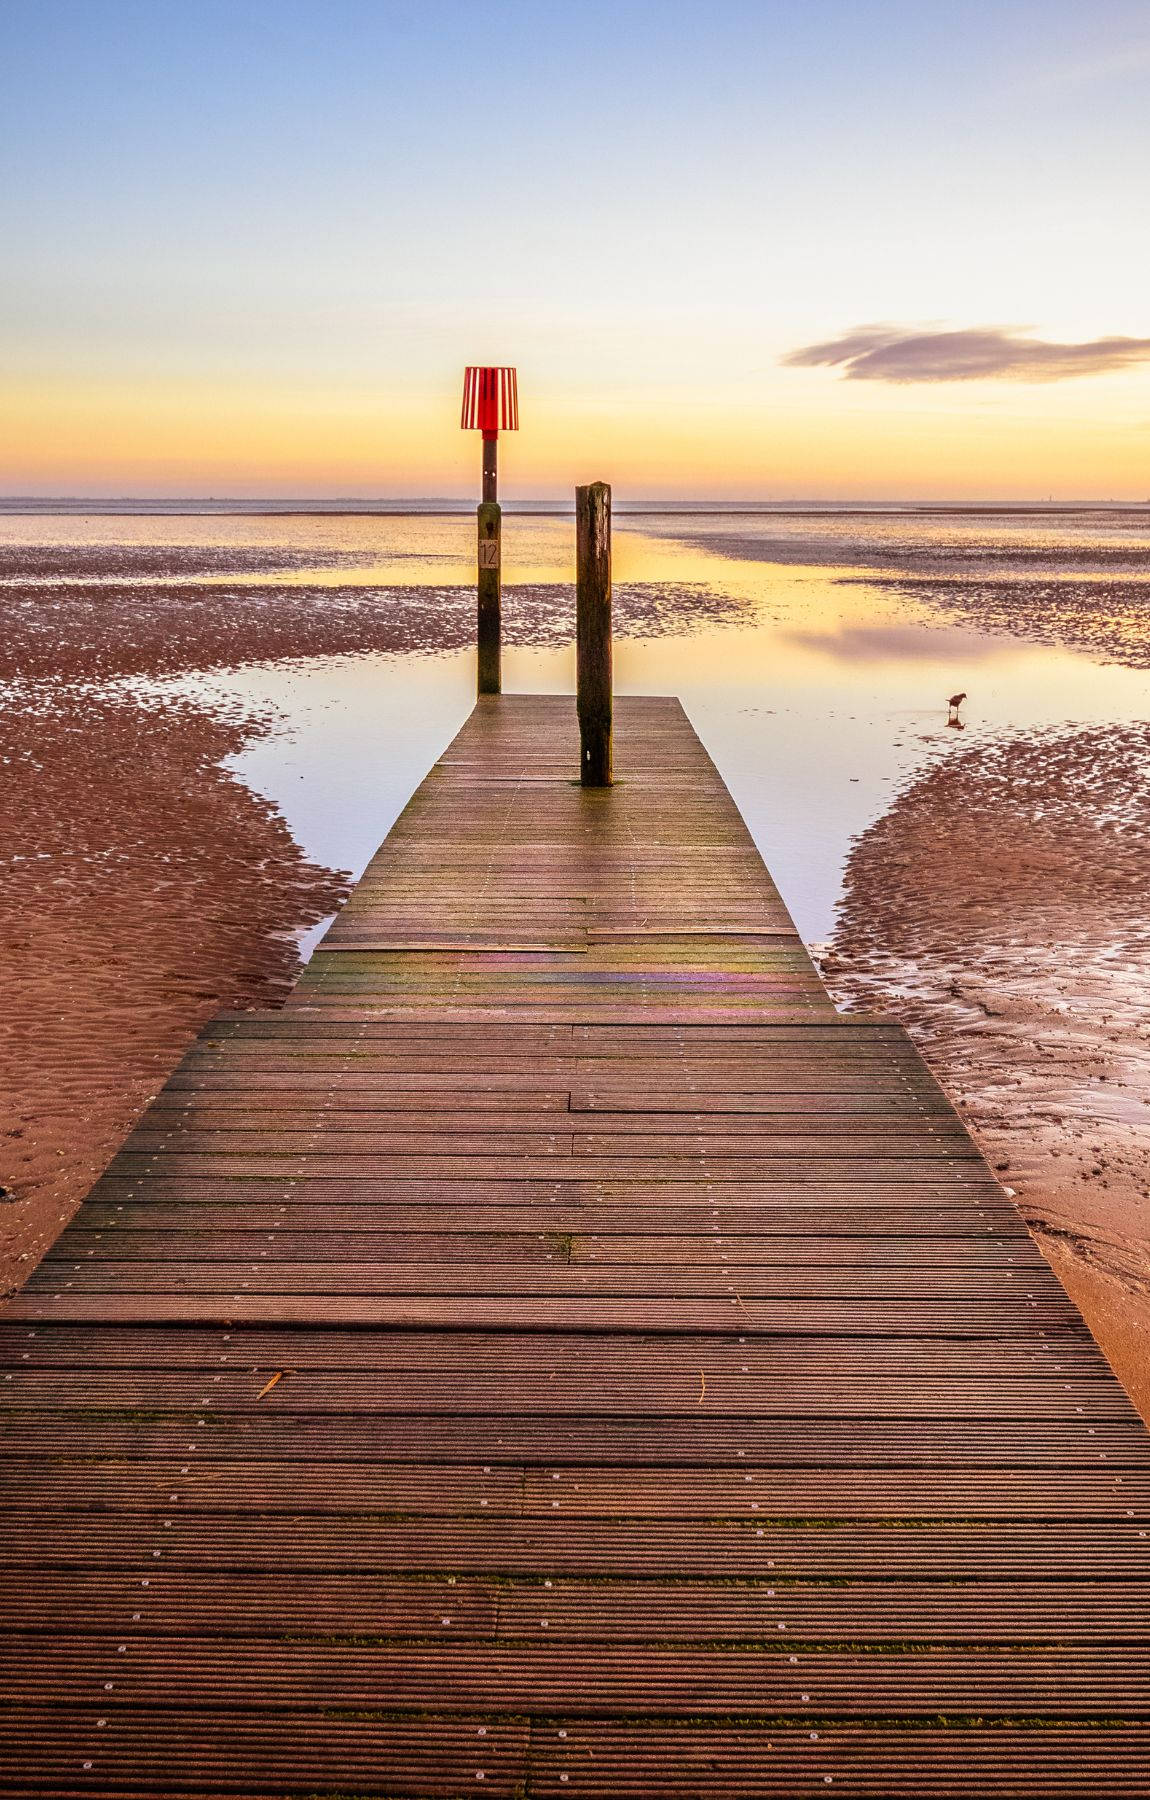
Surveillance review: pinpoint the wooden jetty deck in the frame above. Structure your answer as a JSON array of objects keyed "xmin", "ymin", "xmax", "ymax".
[{"xmin": 2, "ymin": 693, "xmax": 1149, "ymax": 1795}]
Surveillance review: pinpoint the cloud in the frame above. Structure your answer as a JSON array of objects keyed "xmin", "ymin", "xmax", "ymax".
[{"xmin": 782, "ymin": 325, "xmax": 1150, "ymax": 384}]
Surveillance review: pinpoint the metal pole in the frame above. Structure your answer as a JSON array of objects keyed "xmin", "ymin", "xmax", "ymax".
[
  {"xmin": 482, "ymin": 433, "xmax": 498, "ymax": 503},
  {"xmin": 576, "ymin": 481, "xmax": 612, "ymax": 786}
]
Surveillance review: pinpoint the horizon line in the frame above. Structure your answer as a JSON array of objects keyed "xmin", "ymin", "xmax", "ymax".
[{"xmin": 3, "ymin": 494, "xmax": 1149, "ymax": 514}]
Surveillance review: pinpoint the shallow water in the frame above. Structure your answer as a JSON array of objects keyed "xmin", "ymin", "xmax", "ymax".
[{"xmin": 4, "ymin": 507, "xmax": 1149, "ymax": 948}]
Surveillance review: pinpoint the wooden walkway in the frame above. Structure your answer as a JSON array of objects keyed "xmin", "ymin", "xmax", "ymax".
[{"xmin": 1, "ymin": 694, "xmax": 1148, "ymax": 1795}]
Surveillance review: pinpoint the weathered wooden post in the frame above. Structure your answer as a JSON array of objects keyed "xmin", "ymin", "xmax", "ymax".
[
  {"xmin": 461, "ymin": 365, "xmax": 518, "ymax": 697},
  {"xmin": 477, "ymin": 500, "xmax": 501, "ymax": 695},
  {"xmin": 576, "ymin": 481, "xmax": 612, "ymax": 786}
]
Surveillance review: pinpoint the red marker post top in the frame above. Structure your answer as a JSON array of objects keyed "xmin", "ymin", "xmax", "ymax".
[{"xmin": 461, "ymin": 366, "xmax": 519, "ymax": 440}]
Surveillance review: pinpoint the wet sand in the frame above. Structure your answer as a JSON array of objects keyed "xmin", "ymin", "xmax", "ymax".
[
  {"xmin": 824, "ymin": 722, "xmax": 1150, "ymax": 1418},
  {"xmin": 0, "ymin": 569, "xmax": 735, "ymax": 687}
]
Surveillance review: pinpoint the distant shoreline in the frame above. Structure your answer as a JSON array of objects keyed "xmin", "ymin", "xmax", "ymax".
[{"xmin": 2, "ymin": 497, "xmax": 1149, "ymax": 518}]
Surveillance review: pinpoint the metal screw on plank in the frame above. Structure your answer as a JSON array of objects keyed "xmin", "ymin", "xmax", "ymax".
[{"xmin": 462, "ymin": 365, "xmax": 518, "ymax": 696}]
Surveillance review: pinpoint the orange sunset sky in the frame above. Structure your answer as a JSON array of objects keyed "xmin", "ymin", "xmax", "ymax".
[{"xmin": 3, "ymin": 0, "xmax": 1150, "ymax": 500}]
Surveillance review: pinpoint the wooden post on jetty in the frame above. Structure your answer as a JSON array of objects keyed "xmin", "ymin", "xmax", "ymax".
[
  {"xmin": 477, "ymin": 500, "xmax": 501, "ymax": 695},
  {"xmin": 576, "ymin": 480, "xmax": 613, "ymax": 785}
]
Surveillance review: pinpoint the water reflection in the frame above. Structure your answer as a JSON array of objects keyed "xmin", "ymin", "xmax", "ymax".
[{"xmin": 781, "ymin": 622, "xmax": 994, "ymax": 664}]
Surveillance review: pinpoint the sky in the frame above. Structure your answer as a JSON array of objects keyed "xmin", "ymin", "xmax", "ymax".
[{"xmin": 2, "ymin": 0, "xmax": 1149, "ymax": 500}]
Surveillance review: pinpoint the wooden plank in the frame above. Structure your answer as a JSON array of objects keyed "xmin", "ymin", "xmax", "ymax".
[
  {"xmin": 3, "ymin": 1713, "xmax": 1148, "ymax": 1799},
  {"xmin": 21, "ymin": 1263, "xmax": 1070, "ymax": 1300},
  {"xmin": 1, "ymin": 1513, "xmax": 1143, "ymax": 1577},
  {"xmin": 3, "ymin": 1571, "xmax": 1149, "ymax": 1642},
  {"xmin": 3, "ymin": 1636, "xmax": 1149, "ymax": 1715},
  {"xmin": 98, "ymin": 1154, "xmax": 999, "ymax": 1182},
  {"xmin": 1, "ymin": 1294, "xmax": 1085, "ymax": 1332},
  {"xmin": 0, "ymin": 1326, "xmax": 1107, "ymax": 1373},
  {"xmin": 0, "ymin": 1365, "xmax": 1126, "ymax": 1416},
  {"xmin": 46, "ymin": 1230, "xmax": 1043, "ymax": 1266},
  {"xmin": 2, "ymin": 1418, "xmax": 1144, "ymax": 1470},
  {"xmin": 0, "ymin": 1706, "xmax": 531, "ymax": 1798},
  {"xmin": 524, "ymin": 1726, "xmax": 1150, "ymax": 1799}
]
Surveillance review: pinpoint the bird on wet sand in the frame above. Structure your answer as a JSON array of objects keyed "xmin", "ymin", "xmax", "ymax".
[{"xmin": 947, "ymin": 690, "xmax": 967, "ymax": 724}]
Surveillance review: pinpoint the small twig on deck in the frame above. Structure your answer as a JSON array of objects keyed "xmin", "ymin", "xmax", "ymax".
[{"xmin": 255, "ymin": 1370, "xmax": 292, "ymax": 1400}]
